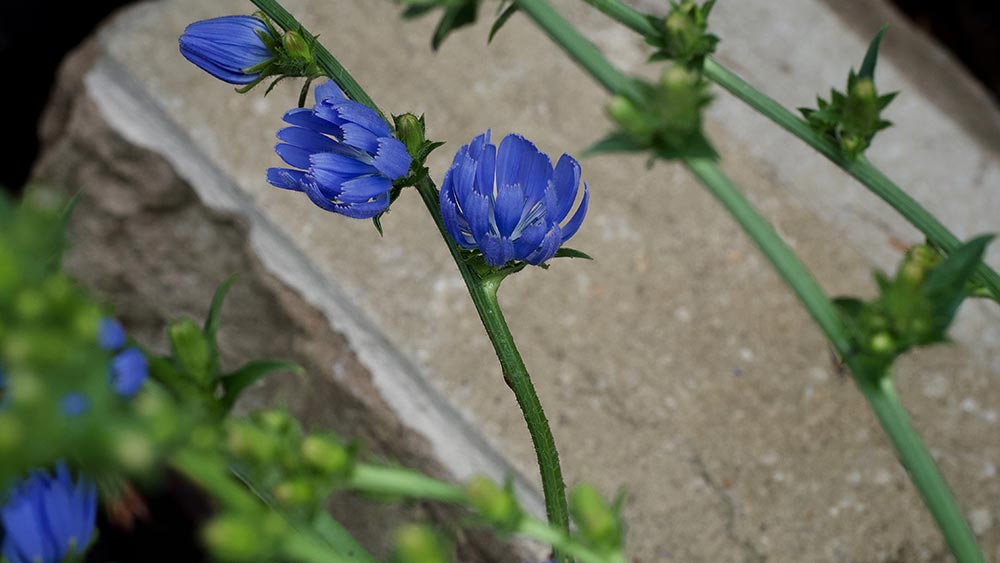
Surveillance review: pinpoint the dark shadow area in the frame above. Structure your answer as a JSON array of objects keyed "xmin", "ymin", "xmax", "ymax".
[
  {"xmin": 0, "ymin": 0, "xmax": 148, "ymax": 196},
  {"xmin": 889, "ymin": 0, "xmax": 999, "ymax": 103}
]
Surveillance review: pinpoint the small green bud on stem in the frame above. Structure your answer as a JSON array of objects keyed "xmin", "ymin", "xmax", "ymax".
[
  {"xmin": 281, "ymin": 31, "xmax": 313, "ymax": 64},
  {"xmin": 301, "ymin": 434, "xmax": 353, "ymax": 476},
  {"xmin": 466, "ymin": 476, "xmax": 522, "ymax": 531},
  {"xmin": 570, "ymin": 484, "xmax": 621, "ymax": 550},
  {"xmin": 393, "ymin": 525, "xmax": 450, "ymax": 563}
]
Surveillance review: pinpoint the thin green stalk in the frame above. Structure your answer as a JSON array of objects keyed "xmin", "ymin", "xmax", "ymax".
[
  {"xmin": 348, "ymin": 464, "xmax": 468, "ymax": 504},
  {"xmin": 249, "ymin": 0, "xmax": 381, "ymax": 113},
  {"xmin": 413, "ymin": 179, "xmax": 572, "ymax": 557},
  {"xmin": 573, "ymin": 0, "xmax": 1000, "ymax": 301},
  {"xmin": 246, "ymin": 1, "xmax": 573, "ymax": 552},
  {"xmin": 512, "ymin": 1, "xmax": 983, "ymax": 559},
  {"xmin": 856, "ymin": 375, "xmax": 984, "ymax": 563}
]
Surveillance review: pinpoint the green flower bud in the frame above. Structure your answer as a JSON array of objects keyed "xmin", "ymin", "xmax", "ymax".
[
  {"xmin": 274, "ymin": 478, "xmax": 315, "ymax": 506},
  {"xmin": 869, "ymin": 332, "xmax": 895, "ymax": 355},
  {"xmin": 851, "ymin": 78, "xmax": 876, "ymax": 101},
  {"xmin": 608, "ymin": 96, "xmax": 649, "ymax": 138},
  {"xmin": 203, "ymin": 514, "xmax": 267, "ymax": 562},
  {"xmin": 227, "ymin": 421, "xmax": 279, "ymax": 463},
  {"xmin": 282, "ymin": 31, "xmax": 313, "ymax": 64},
  {"xmin": 254, "ymin": 409, "xmax": 299, "ymax": 436},
  {"xmin": 570, "ymin": 484, "xmax": 620, "ymax": 549},
  {"xmin": 466, "ymin": 476, "xmax": 521, "ymax": 531},
  {"xmin": 393, "ymin": 525, "xmax": 449, "ymax": 563},
  {"xmin": 114, "ymin": 428, "xmax": 156, "ymax": 473},
  {"xmin": 301, "ymin": 434, "xmax": 352, "ymax": 477},
  {"xmin": 395, "ymin": 113, "xmax": 426, "ymax": 159}
]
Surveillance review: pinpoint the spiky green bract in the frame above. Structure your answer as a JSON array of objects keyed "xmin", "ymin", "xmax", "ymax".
[
  {"xmin": 799, "ymin": 25, "xmax": 896, "ymax": 159},
  {"xmin": 647, "ymin": 1, "xmax": 718, "ymax": 68},
  {"xmin": 834, "ymin": 235, "xmax": 993, "ymax": 375},
  {"xmin": 589, "ymin": 65, "xmax": 716, "ymax": 161}
]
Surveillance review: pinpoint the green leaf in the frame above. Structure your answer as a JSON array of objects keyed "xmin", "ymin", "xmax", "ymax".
[
  {"xmin": 488, "ymin": 2, "xmax": 518, "ymax": 43},
  {"xmin": 220, "ymin": 360, "xmax": 304, "ymax": 411},
  {"xmin": 859, "ymin": 24, "xmax": 888, "ymax": 80},
  {"xmin": 553, "ymin": 247, "xmax": 594, "ymax": 261},
  {"xmin": 431, "ymin": 2, "xmax": 479, "ymax": 51},
  {"xmin": 582, "ymin": 133, "xmax": 647, "ymax": 157},
  {"xmin": 205, "ymin": 275, "xmax": 238, "ymax": 344},
  {"xmin": 401, "ymin": 4, "xmax": 437, "ymax": 19}
]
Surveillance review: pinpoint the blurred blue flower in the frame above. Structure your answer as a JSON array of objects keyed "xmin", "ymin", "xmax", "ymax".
[
  {"xmin": 267, "ymin": 81, "xmax": 412, "ymax": 219},
  {"xmin": 440, "ymin": 131, "xmax": 589, "ymax": 267},
  {"xmin": 179, "ymin": 15, "xmax": 274, "ymax": 85},
  {"xmin": 110, "ymin": 348, "xmax": 148, "ymax": 398},
  {"xmin": 98, "ymin": 318, "xmax": 126, "ymax": 351},
  {"xmin": 60, "ymin": 394, "xmax": 89, "ymax": 417},
  {"xmin": 1, "ymin": 463, "xmax": 97, "ymax": 563}
]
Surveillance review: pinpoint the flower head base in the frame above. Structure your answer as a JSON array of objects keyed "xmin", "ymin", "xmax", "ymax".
[
  {"xmin": 1, "ymin": 464, "xmax": 97, "ymax": 563},
  {"xmin": 440, "ymin": 131, "xmax": 589, "ymax": 267},
  {"xmin": 267, "ymin": 81, "xmax": 412, "ymax": 219},
  {"xmin": 179, "ymin": 16, "xmax": 275, "ymax": 85}
]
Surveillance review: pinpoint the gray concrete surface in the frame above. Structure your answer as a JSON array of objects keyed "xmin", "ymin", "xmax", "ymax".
[{"xmin": 36, "ymin": 0, "xmax": 1000, "ymax": 560}]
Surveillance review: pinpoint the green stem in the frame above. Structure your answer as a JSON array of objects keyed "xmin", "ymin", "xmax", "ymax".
[
  {"xmin": 572, "ymin": 0, "xmax": 1000, "ymax": 301},
  {"xmin": 247, "ymin": 1, "xmax": 573, "ymax": 552},
  {"xmin": 515, "ymin": 0, "xmax": 644, "ymax": 104},
  {"xmin": 249, "ymin": 0, "xmax": 381, "ymax": 114},
  {"xmin": 684, "ymin": 158, "xmax": 852, "ymax": 355},
  {"xmin": 413, "ymin": 179, "xmax": 572, "ymax": 558},
  {"xmin": 856, "ymin": 375, "xmax": 984, "ymax": 563},
  {"xmin": 513, "ymin": 1, "xmax": 983, "ymax": 559},
  {"xmin": 348, "ymin": 464, "xmax": 468, "ymax": 504}
]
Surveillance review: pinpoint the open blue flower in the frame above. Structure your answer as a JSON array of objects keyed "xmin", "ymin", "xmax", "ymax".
[
  {"xmin": 267, "ymin": 81, "xmax": 412, "ymax": 219},
  {"xmin": 1, "ymin": 464, "xmax": 97, "ymax": 563},
  {"xmin": 179, "ymin": 15, "xmax": 274, "ymax": 85},
  {"xmin": 98, "ymin": 318, "xmax": 148, "ymax": 399},
  {"xmin": 440, "ymin": 131, "xmax": 589, "ymax": 267}
]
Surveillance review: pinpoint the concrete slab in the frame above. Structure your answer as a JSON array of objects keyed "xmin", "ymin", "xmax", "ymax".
[{"xmin": 44, "ymin": 0, "xmax": 1000, "ymax": 560}]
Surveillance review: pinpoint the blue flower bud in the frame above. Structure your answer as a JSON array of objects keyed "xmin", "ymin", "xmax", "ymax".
[
  {"xmin": 1, "ymin": 463, "xmax": 97, "ymax": 563},
  {"xmin": 110, "ymin": 347, "xmax": 149, "ymax": 398},
  {"xmin": 267, "ymin": 81, "xmax": 412, "ymax": 219},
  {"xmin": 439, "ymin": 131, "xmax": 589, "ymax": 267},
  {"xmin": 179, "ymin": 16, "xmax": 275, "ymax": 85}
]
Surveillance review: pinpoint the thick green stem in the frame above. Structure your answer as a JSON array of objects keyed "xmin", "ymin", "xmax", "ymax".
[
  {"xmin": 514, "ymin": 1, "xmax": 984, "ymax": 559},
  {"xmin": 856, "ymin": 376, "xmax": 984, "ymax": 563},
  {"xmin": 573, "ymin": 0, "xmax": 1000, "ymax": 301},
  {"xmin": 413, "ymin": 179, "xmax": 572, "ymax": 559}
]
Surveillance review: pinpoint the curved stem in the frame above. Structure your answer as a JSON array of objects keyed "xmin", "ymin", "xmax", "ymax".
[
  {"xmin": 413, "ymin": 179, "xmax": 572, "ymax": 559},
  {"xmin": 856, "ymin": 376, "xmax": 984, "ymax": 563},
  {"xmin": 572, "ymin": 0, "xmax": 1000, "ymax": 301}
]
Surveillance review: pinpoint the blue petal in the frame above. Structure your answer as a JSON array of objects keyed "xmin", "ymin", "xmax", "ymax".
[
  {"xmin": 277, "ymin": 127, "xmax": 341, "ymax": 153},
  {"xmin": 282, "ymin": 108, "xmax": 342, "ymax": 137},
  {"xmin": 560, "ymin": 181, "xmax": 589, "ymax": 242},
  {"xmin": 467, "ymin": 130, "xmax": 491, "ymax": 160},
  {"xmin": 338, "ymin": 175, "xmax": 392, "ymax": 204},
  {"xmin": 481, "ymin": 234, "xmax": 516, "ymax": 267},
  {"xmin": 179, "ymin": 47, "xmax": 259, "ymax": 84},
  {"xmin": 513, "ymin": 222, "xmax": 548, "ymax": 259},
  {"xmin": 275, "ymin": 143, "xmax": 313, "ymax": 170},
  {"xmin": 495, "ymin": 134, "xmax": 536, "ymax": 191},
  {"xmin": 440, "ymin": 186, "xmax": 476, "ymax": 249},
  {"xmin": 334, "ymin": 193, "xmax": 390, "ymax": 219},
  {"xmin": 326, "ymin": 100, "xmax": 391, "ymax": 138},
  {"xmin": 266, "ymin": 168, "xmax": 307, "ymax": 192},
  {"xmin": 475, "ymin": 143, "xmax": 497, "ymax": 197},
  {"xmin": 98, "ymin": 318, "xmax": 126, "ymax": 351},
  {"xmin": 494, "ymin": 183, "xmax": 525, "ymax": 238},
  {"xmin": 179, "ymin": 36, "xmax": 269, "ymax": 70},
  {"xmin": 311, "ymin": 152, "xmax": 377, "ymax": 176},
  {"xmin": 309, "ymin": 168, "xmax": 348, "ymax": 198},
  {"xmin": 372, "ymin": 137, "xmax": 412, "ymax": 180},
  {"xmin": 522, "ymin": 150, "xmax": 553, "ymax": 209},
  {"xmin": 462, "ymin": 191, "xmax": 492, "ymax": 242},
  {"xmin": 525, "ymin": 225, "xmax": 562, "ymax": 265},
  {"xmin": 550, "ymin": 154, "xmax": 582, "ymax": 222},
  {"xmin": 451, "ymin": 155, "xmax": 478, "ymax": 211},
  {"xmin": 341, "ymin": 123, "xmax": 380, "ymax": 154},
  {"xmin": 314, "ymin": 80, "xmax": 346, "ymax": 104}
]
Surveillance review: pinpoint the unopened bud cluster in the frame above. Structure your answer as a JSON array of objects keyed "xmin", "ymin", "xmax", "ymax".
[{"xmin": 654, "ymin": 0, "xmax": 719, "ymax": 67}]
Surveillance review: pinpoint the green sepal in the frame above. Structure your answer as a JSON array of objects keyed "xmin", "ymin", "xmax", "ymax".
[
  {"xmin": 552, "ymin": 247, "xmax": 594, "ymax": 261},
  {"xmin": 859, "ymin": 25, "xmax": 888, "ymax": 80},
  {"xmin": 923, "ymin": 234, "xmax": 994, "ymax": 334},
  {"xmin": 431, "ymin": 1, "xmax": 479, "ymax": 51},
  {"xmin": 220, "ymin": 360, "xmax": 304, "ymax": 412},
  {"xmin": 582, "ymin": 132, "xmax": 648, "ymax": 157},
  {"xmin": 488, "ymin": 1, "xmax": 518, "ymax": 44}
]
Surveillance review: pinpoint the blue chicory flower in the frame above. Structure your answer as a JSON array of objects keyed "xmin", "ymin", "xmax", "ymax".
[
  {"xmin": 267, "ymin": 80, "xmax": 412, "ymax": 219},
  {"xmin": 440, "ymin": 131, "xmax": 589, "ymax": 267},
  {"xmin": 179, "ymin": 15, "xmax": 274, "ymax": 85},
  {"xmin": 97, "ymin": 318, "xmax": 127, "ymax": 351},
  {"xmin": 1, "ymin": 463, "xmax": 97, "ymax": 563},
  {"xmin": 109, "ymin": 348, "xmax": 148, "ymax": 398}
]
